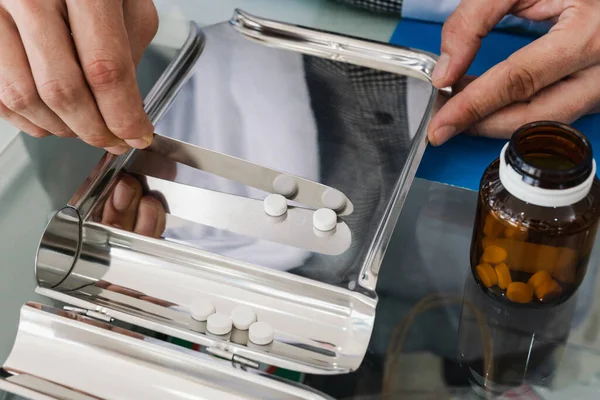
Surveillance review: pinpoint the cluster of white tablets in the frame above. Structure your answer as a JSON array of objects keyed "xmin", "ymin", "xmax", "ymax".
[
  {"xmin": 190, "ymin": 299, "xmax": 274, "ymax": 345},
  {"xmin": 266, "ymin": 175, "xmax": 346, "ymax": 233}
]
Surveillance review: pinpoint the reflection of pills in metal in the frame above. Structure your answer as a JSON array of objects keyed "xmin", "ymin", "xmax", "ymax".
[
  {"xmin": 313, "ymin": 208, "xmax": 337, "ymax": 232},
  {"xmin": 264, "ymin": 194, "xmax": 288, "ymax": 217},
  {"xmin": 322, "ymin": 188, "xmax": 346, "ymax": 211},
  {"xmin": 207, "ymin": 313, "xmax": 233, "ymax": 335},
  {"xmin": 273, "ymin": 174, "xmax": 298, "ymax": 197},
  {"xmin": 249, "ymin": 321, "xmax": 274, "ymax": 345},
  {"xmin": 230, "ymin": 328, "xmax": 249, "ymax": 345},
  {"xmin": 190, "ymin": 298, "xmax": 215, "ymax": 322},
  {"xmin": 189, "ymin": 320, "xmax": 207, "ymax": 334},
  {"xmin": 231, "ymin": 306, "xmax": 257, "ymax": 331}
]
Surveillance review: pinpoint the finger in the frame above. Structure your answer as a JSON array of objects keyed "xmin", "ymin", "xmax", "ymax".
[
  {"xmin": 0, "ymin": 8, "xmax": 74, "ymax": 137},
  {"xmin": 95, "ymin": 280, "xmax": 111, "ymax": 289},
  {"xmin": 123, "ymin": 0, "xmax": 159, "ymax": 67},
  {"xmin": 466, "ymin": 64, "xmax": 600, "ymax": 139},
  {"xmin": 0, "ymin": 100, "xmax": 50, "ymax": 138},
  {"xmin": 428, "ymin": 27, "xmax": 599, "ymax": 145},
  {"xmin": 511, "ymin": 0, "xmax": 567, "ymax": 21},
  {"xmin": 102, "ymin": 175, "xmax": 143, "ymax": 231},
  {"xmin": 66, "ymin": 0, "xmax": 154, "ymax": 149},
  {"xmin": 134, "ymin": 196, "xmax": 166, "ymax": 238},
  {"xmin": 432, "ymin": 0, "xmax": 517, "ymax": 88},
  {"xmin": 6, "ymin": 0, "xmax": 128, "ymax": 148}
]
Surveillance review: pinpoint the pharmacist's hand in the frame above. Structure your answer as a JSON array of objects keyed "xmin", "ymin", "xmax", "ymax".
[
  {"xmin": 102, "ymin": 174, "xmax": 166, "ymax": 239},
  {"xmin": 428, "ymin": 0, "xmax": 600, "ymax": 145},
  {"xmin": 0, "ymin": 0, "xmax": 157, "ymax": 154}
]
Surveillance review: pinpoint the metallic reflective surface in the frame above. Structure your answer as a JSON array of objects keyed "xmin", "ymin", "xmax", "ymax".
[
  {"xmin": 68, "ymin": 22, "xmax": 205, "ymax": 221},
  {"xmin": 34, "ymin": 207, "xmax": 82, "ymax": 289},
  {"xmin": 144, "ymin": 134, "xmax": 355, "ymax": 216},
  {"xmin": 34, "ymin": 220, "xmax": 376, "ymax": 373},
  {"xmin": 1, "ymin": 303, "xmax": 333, "ymax": 400},
  {"xmin": 33, "ymin": 10, "xmax": 445, "ymax": 379}
]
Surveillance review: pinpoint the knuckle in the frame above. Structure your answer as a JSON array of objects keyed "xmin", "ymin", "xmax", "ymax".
[
  {"xmin": 504, "ymin": 64, "xmax": 538, "ymax": 102},
  {"xmin": 583, "ymin": 28, "xmax": 600, "ymax": 59},
  {"xmin": 442, "ymin": 11, "xmax": 470, "ymax": 42},
  {"xmin": 0, "ymin": 81, "xmax": 39, "ymax": 113},
  {"xmin": 466, "ymin": 103, "xmax": 485, "ymax": 124},
  {"xmin": 83, "ymin": 55, "xmax": 130, "ymax": 89},
  {"xmin": 53, "ymin": 127, "xmax": 75, "ymax": 138},
  {"xmin": 13, "ymin": 0, "xmax": 42, "ymax": 13},
  {"xmin": 458, "ymin": 94, "xmax": 485, "ymax": 123},
  {"xmin": 107, "ymin": 112, "xmax": 148, "ymax": 139},
  {"xmin": 38, "ymin": 79, "xmax": 81, "ymax": 111}
]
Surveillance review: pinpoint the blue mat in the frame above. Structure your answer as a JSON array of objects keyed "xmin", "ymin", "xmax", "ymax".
[{"xmin": 390, "ymin": 19, "xmax": 600, "ymax": 190}]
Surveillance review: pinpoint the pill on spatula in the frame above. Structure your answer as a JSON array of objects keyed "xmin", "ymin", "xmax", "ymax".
[
  {"xmin": 190, "ymin": 298, "xmax": 215, "ymax": 322},
  {"xmin": 231, "ymin": 305, "xmax": 257, "ymax": 330},
  {"xmin": 313, "ymin": 208, "xmax": 337, "ymax": 231},
  {"xmin": 207, "ymin": 313, "xmax": 233, "ymax": 335},
  {"xmin": 264, "ymin": 194, "xmax": 288, "ymax": 217},
  {"xmin": 273, "ymin": 174, "xmax": 298, "ymax": 197},
  {"xmin": 249, "ymin": 321, "xmax": 274, "ymax": 345},
  {"xmin": 322, "ymin": 188, "xmax": 346, "ymax": 211}
]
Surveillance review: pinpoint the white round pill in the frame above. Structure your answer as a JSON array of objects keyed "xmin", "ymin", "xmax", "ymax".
[
  {"xmin": 273, "ymin": 174, "xmax": 298, "ymax": 197},
  {"xmin": 231, "ymin": 306, "xmax": 257, "ymax": 330},
  {"xmin": 264, "ymin": 194, "xmax": 288, "ymax": 217},
  {"xmin": 322, "ymin": 188, "xmax": 346, "ymax": 211},
  {"xmin": 249, "ymin": 321, "xmax": 274, "ymax": 345},
  {"xmin": 190, "ymin": 298, "xmax": 215, "ymax": 322},
  {"xmin": 207, "ymin": 313, "xmax": 233, "ymax": 335},
  {"xmin": 313, "ymin": 208, "xmax": 337, "ymax": 232}
]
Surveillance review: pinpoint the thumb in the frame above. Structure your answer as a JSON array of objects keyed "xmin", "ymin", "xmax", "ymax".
[{"xmin": 432, "ymin": 0, "xmax": 516, "ymax": 88}]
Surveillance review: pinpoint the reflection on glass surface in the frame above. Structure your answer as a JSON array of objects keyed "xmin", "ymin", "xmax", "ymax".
[{"xmin": 97, "ymin": 22, "xmax": 432, "ymax": 288}]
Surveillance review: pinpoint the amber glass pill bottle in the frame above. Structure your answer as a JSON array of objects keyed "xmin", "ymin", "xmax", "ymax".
[
  {"xmin": 471, "ymin": 121, "xmax": 600, "ymax": 305},
  {"xmin": 458, "ymin": 121, "xmax": 600, "ymax": 394}
]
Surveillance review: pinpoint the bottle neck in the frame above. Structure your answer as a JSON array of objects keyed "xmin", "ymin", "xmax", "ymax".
[{"xmin": 499, "ymin": 143, "xmax": 596, "ymax": 208}]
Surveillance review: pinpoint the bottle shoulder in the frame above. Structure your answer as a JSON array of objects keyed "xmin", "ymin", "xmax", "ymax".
[{"xmin": 479, "ymin": 160, "xmax": 600, "ymax": 233}]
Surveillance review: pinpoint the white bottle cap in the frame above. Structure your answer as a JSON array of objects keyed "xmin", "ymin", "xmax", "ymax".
[
  {"xmin": 231, "ymin": 305, "xmax": 257, "ymax": 331},
  {"xmin": 249, "ymin": 321, "xmax": 274, "ymax": 345},
  {"xmin": 264, "ymin": 194, "xmax": 288, "ymax": 217},
  {"xmin": 190, "ymin": 298, "xmax": 215, "ymax": 322},
  {"xmin": 499, "ymin": 143, "xmax": 596, "ymax": 207},
  {"xmin": 322, "ymin": 188, "xmax": 346, "ymax": 211},
  {"xmin": 207, "ymin": 313, "xmax": 233, "ymax": 335},
  {"xmin": 273, "ymin": 174, "xmax": 298, "ymax": 197},
  {"xmin": 313, "ymin": 208, "xmax": 337, "ymax": 231}
]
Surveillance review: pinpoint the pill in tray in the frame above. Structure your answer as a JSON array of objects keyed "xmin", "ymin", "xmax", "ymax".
[
  {"xmin": 231, "ymin": 305, "xmax": 257, "ymax": 330},
  {"xmin": 264, "ymin": 194, "xmax": 288, "ymax": 217},
  {"xmin": 207, "ymin": 313, "xmax": 233, "ymax": 335},
  {"xmin": 313, "ymin": 208, "xmax": 337, "ymax": 232},
  {"xmin": 249, "ymin": 321, "xmax": 274, "ymax": 345},
  {"xmin": 273, "ymin": 174, "xmax": 298, "ymax": 197},
  {"xmin": 190, "ymin": 298, "xmax": 215, "ymax": 322},
  {"xmin": 322, "ymin": 188, "xmax": 346, "ymax": 211}
]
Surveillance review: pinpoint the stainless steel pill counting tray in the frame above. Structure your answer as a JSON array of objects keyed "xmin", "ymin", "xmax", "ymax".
[{"xmin": 1, "ymin": 10, "xmax": 448, "ymax": 400}]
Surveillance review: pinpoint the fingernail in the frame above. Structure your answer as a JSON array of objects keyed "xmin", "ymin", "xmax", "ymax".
[
  {"xmin": 113, "ymin": 180, "xmax": 136, "ymax": 212},
  {"xmin": 432, "ymin": 125, "xmax": 457, "ymax": 146},
  {"xmin": 432, "ymin": 53, "xmax": 450, "ymax": 87},
  {"xmin": 126, "ymin": 137, "xmax": 151, "ymax": 149}
]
